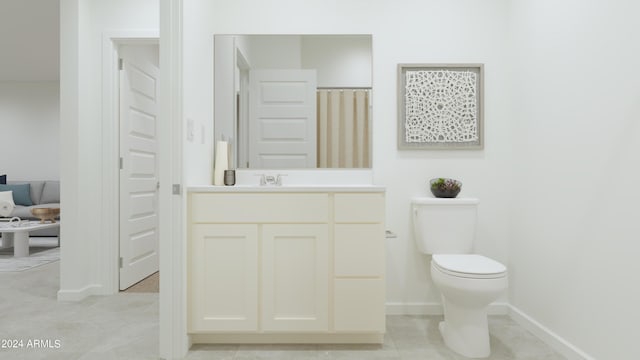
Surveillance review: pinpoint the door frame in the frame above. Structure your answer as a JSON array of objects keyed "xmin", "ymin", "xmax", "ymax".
[
  {"xmin": 102, "ymin": 31, "xmax": 160, "ymax": 294},
  {"xmin": 236, "ymin": 47, "xmax": 250, "ymax": 169}
]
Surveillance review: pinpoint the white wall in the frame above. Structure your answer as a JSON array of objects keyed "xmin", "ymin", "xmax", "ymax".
[
  {"xmin": 249, "ymin": 35, "xmax": 302, "ymax": 68},
  {"xmin": 240, "ymin": 34, "xmax": 372, "ymax": 87},
  {"xmin": 59, "ymin": 0, "xmax": 159, "ymax": 298},
  {"xmin": 189, "ymin": 0, "xmax": 512, "ymax": 311},
  {"xmin": 0, "ymin": 82, "xmax": 60, "ymax": 180},
  {"xmin": 0, "ymin": 0, "xmax": 59, "ymax": 82},
  {"xmin": 301, "ymin": 35, "xmax": 372, "ymax": 88},
  {"xmin": 509, "ymin": 1, "xmax": 640, "ymax": 358},
  {"xmin": 183, "ymin": 0, "xmax": 216, "ymax": 185}
]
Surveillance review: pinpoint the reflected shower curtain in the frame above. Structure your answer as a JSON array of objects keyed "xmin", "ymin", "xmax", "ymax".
[{"xmin": 317, "ymin": 89, "xmax": 371, "ymax": 168}]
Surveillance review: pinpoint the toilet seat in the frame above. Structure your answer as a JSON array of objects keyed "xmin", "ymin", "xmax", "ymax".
[{"xmin": 432, "ymin": 254, "xmax": 506, "ymax": 279}]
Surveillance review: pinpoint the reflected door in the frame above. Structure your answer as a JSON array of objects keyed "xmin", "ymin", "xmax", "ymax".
[{"xmin": 249, "ymin": 69, "xmax": 317, "ymax": 168}]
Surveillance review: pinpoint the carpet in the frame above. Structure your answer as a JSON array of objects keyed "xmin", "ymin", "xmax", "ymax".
[{"xmin": 0, "ymin": 237, "xmax": 60, "ymax": 272}]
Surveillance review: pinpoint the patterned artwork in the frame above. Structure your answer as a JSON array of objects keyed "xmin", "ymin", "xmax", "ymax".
[{"xmin": 398, "ymin": 64, "xmax": 483, "ymax": 149}]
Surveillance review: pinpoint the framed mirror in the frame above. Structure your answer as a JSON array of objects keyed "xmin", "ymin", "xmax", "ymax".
[{"xmin": 214, "ymin": 34, "xmax": 373, "ymax": 169}]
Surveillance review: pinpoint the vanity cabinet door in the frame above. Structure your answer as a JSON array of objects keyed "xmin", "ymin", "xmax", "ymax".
[
  {"xmin": 334, "ymin": 278, "xmax": 385, "ymax": 332},
  {"xmin": 261, "ymin": 224, "xmax": 329, "ymax": 332},
  {"xmin": 189, "ymin": 224, "xmax": 259, "ymax": 332},
  {"xmin": 334, "ymin": 223, "xmax": 384, "ymax": 277}
]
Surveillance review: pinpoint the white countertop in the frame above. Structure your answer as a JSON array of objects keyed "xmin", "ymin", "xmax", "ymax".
[
  {"xmin": 189, "ymin": 169, "xmax": 385, "ymax": 192},
  {"xmin": 188, "ymin": 185, "xmax": 385, "ymax": 193}
]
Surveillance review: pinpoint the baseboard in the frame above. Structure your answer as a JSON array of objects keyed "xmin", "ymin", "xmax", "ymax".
[
  {"xmin": 57, "ymin": 284, "xmax": 102, "ymax": 301},
  {"xmin": 385, "ymin": 302, "xmax": 510, "ymax": 316},
  {"xmin": 385, "ymin": 302, "xmax": 442, "ymax": 315},
  {"xmin": 508, "ymin": 305, "xmax": 595, "ymax": 360}
]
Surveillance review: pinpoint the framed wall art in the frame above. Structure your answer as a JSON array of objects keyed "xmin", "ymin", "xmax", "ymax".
[{"xmin": 398, "ymin": 64, "xmax": 484, "ymax": 150}]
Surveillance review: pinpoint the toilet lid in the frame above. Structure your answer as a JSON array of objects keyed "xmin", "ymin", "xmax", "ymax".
[{"xmin": 432, "ymin": 254, "xmax": 507, "ymax": 279}]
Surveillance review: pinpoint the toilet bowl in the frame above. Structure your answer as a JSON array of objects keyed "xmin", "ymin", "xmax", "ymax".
[
  {"xmin": 431, "ymin": 254, "xmax": 507, "ymax": 358},
  {"xmin": 411, "ymin": 198, "xmax": 508, "ymax": 358}
]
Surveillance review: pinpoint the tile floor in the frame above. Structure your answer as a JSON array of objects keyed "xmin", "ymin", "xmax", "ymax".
[
  {"xmin": 0, "ymin": 242, "xmax": 566, "ymax": 360},
  {"xmin": 186, "ymin": 315, "xmax": 566, "ymax": 360},
  {"xmin": 0, "ymin": 258, "xmax": 158, "ymax": 359}
]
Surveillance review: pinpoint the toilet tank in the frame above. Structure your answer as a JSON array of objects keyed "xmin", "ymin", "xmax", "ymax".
[{"xmin": 411, "ymin": 197, "xmax": 479, "ymax": 254}]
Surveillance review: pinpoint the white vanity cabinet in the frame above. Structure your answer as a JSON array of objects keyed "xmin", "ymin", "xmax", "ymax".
[{"xmin": 188, "ymin": 188, "xmax": 385, "ymax": 344}]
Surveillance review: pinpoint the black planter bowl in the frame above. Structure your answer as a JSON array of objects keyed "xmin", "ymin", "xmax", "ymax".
[{"xmin": 429, "ymin": 178, "xmax": 462, "ymax": 198}]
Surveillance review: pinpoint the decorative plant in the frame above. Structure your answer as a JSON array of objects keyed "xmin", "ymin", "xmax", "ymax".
[
  {"xmin": 431, "ymin": 178, "xmax": 461, "ymax": 192},
  {"xmin": 429, "ymin": 178, "xmax": 462, "ymax": 198}
]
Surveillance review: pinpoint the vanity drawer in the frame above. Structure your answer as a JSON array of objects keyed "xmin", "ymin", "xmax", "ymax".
[
  {"xmin": 334, "ymin": 193, "xmax": 384, "ymax": 223},
  {"xmin": 190, "ymin": 193, "xmax": 329, "ymax": 223}
]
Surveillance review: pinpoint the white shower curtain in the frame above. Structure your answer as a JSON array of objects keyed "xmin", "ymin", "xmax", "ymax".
[{"xmin": 317, "ymin": 89, "xmax": 371, "ymax": 168}]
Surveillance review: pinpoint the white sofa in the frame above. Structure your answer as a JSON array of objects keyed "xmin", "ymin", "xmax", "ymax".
[{"xmin": 2, "ymin": 180, "xmax": 60, "ymax": 236}]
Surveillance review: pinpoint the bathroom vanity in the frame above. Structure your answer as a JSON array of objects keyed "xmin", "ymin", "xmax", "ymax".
[{"xmin": 187, "ymin": 184, "xmax": 386, "ymax": 344}]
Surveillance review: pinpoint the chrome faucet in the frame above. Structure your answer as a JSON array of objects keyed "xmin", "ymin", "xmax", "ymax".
[
  {"xmin": 265, "ymin": 175, "xmax": 277, "ymax": 185},
  {"xmin": 256, "ymin": 173, "xmax": 287, "ymax": 186},
  {"xmin": 256, "ymin": 174, "xmax": 267, "ymax": 185}
]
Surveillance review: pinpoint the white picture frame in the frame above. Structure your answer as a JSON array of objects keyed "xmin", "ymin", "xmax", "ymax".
[{"xmin": 398, "ymin": 64, "xmax": 484, "ymax": 150}]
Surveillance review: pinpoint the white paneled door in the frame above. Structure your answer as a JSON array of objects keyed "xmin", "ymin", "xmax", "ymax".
[
  {"xmin": 249, "ymin": 69, "xmax": 317, "ymax": 168},
  {"xmin": 119, "ymin": 45, "xmax": 160, "ymax": 290}
]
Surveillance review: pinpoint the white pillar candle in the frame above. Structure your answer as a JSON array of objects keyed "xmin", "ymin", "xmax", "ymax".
[{"xmin": 213, "ymin": 141, "xmax": 229, "ymax": 185}]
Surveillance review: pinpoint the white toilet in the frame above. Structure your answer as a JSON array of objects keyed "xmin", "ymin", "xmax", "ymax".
[{"xmin": 411, "ymin": 197, "xmax": 507, "ymax": 358}]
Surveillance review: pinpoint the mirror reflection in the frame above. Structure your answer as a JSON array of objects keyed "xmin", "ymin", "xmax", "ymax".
[{"xmin": 214, "ymin": 35, "xmax": 372, "ymax": 169}]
